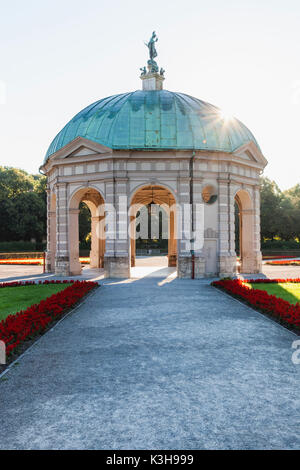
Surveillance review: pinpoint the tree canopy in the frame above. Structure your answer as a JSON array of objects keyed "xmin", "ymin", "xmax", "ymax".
[
  {"xmin": 0, "ymin": 166, "xmax": 46, "ymax": 243},
  {"xmin": 260, "ymin": 176, "xmax": 300, "ymax": 243}
]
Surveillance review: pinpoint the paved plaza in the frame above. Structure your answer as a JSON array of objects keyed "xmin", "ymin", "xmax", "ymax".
[{"xmin": 0, "ymin": 260, "xmax": 299, "ymax": 450}]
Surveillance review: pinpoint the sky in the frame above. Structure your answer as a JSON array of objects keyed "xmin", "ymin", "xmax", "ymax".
[{"xmin": 0, "ymin": 0, "xmax": 299, "ymax": 190}]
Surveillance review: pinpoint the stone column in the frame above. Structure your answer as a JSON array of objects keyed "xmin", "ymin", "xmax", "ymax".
[
  {"xmin": 192, "ymin": 178, "xmax": 206, "ymax": 277},
  {"xmin": 239, "ymin": 207, "xmax": 255, "ymax": 273},
  {"xmin": 239, "ymin": 185, "xmax": 261, "ymax": 273},
  {"xmin": 69, "ymin": 208, "xmax": 82, "ymax": 275},
  {"xmin": 130, "ymin": 214, "xmax": 136, "ymax": 267},
  {"xmin": 253, "ymin": 185, "xmax": 262, "ymax": 272},
  {"xmin": 49, "ymin": 210, "xmax": 56, "ymax": 272},
  {"xmin": 168, "ymin": 208, "xmax": 177, "ymax": 267},
  {"xmin": 90, "ymin": 215, "xmax": 101, "ymax": 268},
  {"xmin": 177, "ymin": 165, "xmax": 205, "ymax": 279},
  {"xmin": 218, "ymin": 178, "xmax": 236, "ymax": 276},
  {"xmin": 104, "ymin": 179, "xmax": 130, "ymax": 278},
  {"xmin": 45, "ymin": 188, "xmax": 56, "ymax": 273},
  {"xmin": 177, "ymin": 175, "xmax": 192, "ymax": 278},
  {"xmin": 55, "ymin": 183, "xmax": 70, "ymax": 276}
]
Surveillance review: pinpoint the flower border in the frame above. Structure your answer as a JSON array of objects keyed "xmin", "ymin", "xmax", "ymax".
[
  {"xmin": 0, "ymin": 258, "xmax": 90, "ymax": 266},
  {"xmin": 211, "ymin": 278, "xmax": 300, "ymax": 334},
  {"xmin": 0, "ymin": 280, "xmax": 98, "ymax": 358},
  {"xmin": 266, "ymin": 260, "xmax": 300, "ymax": 266}
]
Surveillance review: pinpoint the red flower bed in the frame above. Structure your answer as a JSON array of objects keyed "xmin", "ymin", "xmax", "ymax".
[
  {"xmin": 212, "ymin": 278, "xmax": 300, "ymax": 333},
  {"xmin": 0, "ymin": 280, "xmax": 98, "ymax": 357}
]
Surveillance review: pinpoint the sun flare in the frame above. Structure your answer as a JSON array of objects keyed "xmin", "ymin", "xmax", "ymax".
[{"xmin": 219, "ymin": 108, "xmax": 233, "ymax": 121}]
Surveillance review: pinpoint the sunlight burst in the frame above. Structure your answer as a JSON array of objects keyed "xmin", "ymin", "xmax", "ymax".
[{"xmin": 219, "ymin": 108, "xmax": 233, "ymax": 122}]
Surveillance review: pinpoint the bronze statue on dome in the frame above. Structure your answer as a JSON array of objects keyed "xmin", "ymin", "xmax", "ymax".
[
  {"xmin": 145, "ymin": 31, "xmax": 158, "ymax": 61},
  {"xmin": 140, "ymin": 31, "xmax": 165, "ymax": 76}
]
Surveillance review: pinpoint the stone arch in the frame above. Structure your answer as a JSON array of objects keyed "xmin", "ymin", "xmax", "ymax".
[
  {"xmin": 68, "ymin": 183, "xmax": 105, "ymax": 207},
  {"xmin": 68, "ymin": 187, "xmax": 105, "ymax": 275},
  {"xmin": 129, "ymin": 183, "xmax": 177, "ymax": 269},
  {"xmin": 234, "ymin": 188, "xmax": 255, "ymax": 273},
  {"xmin": 129, "ymin": 181, "xmax": 178, "ymax": 203}
]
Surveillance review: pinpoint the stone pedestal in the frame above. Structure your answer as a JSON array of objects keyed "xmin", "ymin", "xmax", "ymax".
[
  {"xmin": 104, "ymin": 256, "xmax": 130, "ymax": 278},
  {"xmin": 45, "ymin": 251, "xmax": 53, "ymax": 273},
  {"xmin": 218, "ymin": 255, "xmax": 237, "ymax": 277},
  {"xmin": 55, "ymin": 256, "xmax": 71, "ymax": 276},
  {"xmin": 141, "ymin": 72, "xmax": 164, "ymax": 91},
  {"xmin": 240, "ymin": 252, "xmax": 262, "ymax": 274},
  {"xmin": 90, "ymin": 251, "xmax": 104, "ymax": 269},
  {"xmin": 178, "ymin": 256, "xmax": 206, "ymax": 279}
]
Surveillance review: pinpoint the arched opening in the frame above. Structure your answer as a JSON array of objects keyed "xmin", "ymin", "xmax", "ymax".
[
  {"xmin": 234, "ymin": 189, "xmax": 254, "ymax": 273},
  {"xmin": 79, "ymin": 201, "xmax": 91, "ymax": 265},
  {"xmin": 68, "ymin": 187, "xmax": 105, "ymax": 275},
  {"xmin": 234, "ymin": 199, "xmax": 240, "ymax": 261},
  {"xmin": 130, "ymin": 185, "xmax": 177, "ymax": 273}
]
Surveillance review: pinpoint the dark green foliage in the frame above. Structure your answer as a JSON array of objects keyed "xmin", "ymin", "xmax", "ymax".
[
  {"xmin": 0, "ymin": 166, "xmax": 91, "ymax": 250},
  {"xmin": 0, "ymin": 167, "xmax": 47, "ymax": 243},
  {"xmin": 79, "ymin": 202, "xmax": 91, "ymax": 250},
  {"xmin": 0, "ymin": 241, "xmax": 42, "ymax": 252},
  {"xmin": 260, "ymin": 177, "xmax": 300, "ymax": 247},
  {"xmin": 2, "ymin": 166, "xmax": 300, "ymax": 252}
]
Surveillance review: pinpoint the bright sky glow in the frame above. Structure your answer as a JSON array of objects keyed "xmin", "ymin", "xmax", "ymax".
[
  {"xmin": 218, "ymin": 109, "xmax": 234, "ymax": 122},
  {"xmin": 0, "ymin": 0, "xmax": 299, "ymax": 189}
]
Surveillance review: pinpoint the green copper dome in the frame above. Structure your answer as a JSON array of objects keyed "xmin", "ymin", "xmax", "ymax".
[{"xmin": 44, "ymin": 90, "xmax": 260, "ymax": 163}]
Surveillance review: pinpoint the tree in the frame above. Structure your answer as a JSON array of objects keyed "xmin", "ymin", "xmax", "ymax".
[
  {"xmin": 79, "ymin": 202, "xmax": 91, "ymax": 249},
  {"xmin": 284, "ymin": 184, "xmax": 300, "ymax": 241},
  {"xmin": 10, "ymin": 192, "xmax": 46, "ymax": 242},
  {"xmin": 0, "ymin": 167, "xmax": 47, "ymax": 243},
  {"xmin": 0, "ymin": 166, "xmax": 34, "ymax": 201},
  {"xmin": 260, "ymin": 177, "xmax": 282, "ymax": 240}
]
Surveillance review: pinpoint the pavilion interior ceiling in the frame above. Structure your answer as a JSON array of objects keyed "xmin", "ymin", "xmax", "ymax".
[{"xmin": 131, "ymin": 185, "xmax": 176, "ymax": 207}]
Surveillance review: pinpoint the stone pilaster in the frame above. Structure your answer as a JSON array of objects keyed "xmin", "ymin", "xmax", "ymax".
[
  {"xmin": 104, "ymin": 178, "xmax": 130, "ymax": 278},
  {"xmin": 177, "ymin": 166, "xmax": 205, "ymax": 278},
  {"xmin": 177, "ymin": 175, "xmax": 191, "ymax": 278},
  {"xmin": 218, "ymin": 178, "xmax": 237, "ymax": 276},
  {"xmin": 253, "ymin": 185, "xmax": 262, "ymax": 273},
  {"xmin": 168, "ymin": 209, "xmax": 177, "ymax": 267},
  {"xmin": 90, "ymin": 215, "xmax": 105, "ymax": 268},
  {"xmin": 228, "ymin": 182, "xmax": 236, "ymax": 257},
  {"xmin": 69, "ymin": 208, "xmax": 82, "ymax": 275},
  {"xmin": 55, "ymin": 183, "xmax": 70, "ymax": 276},
  {"xmin": 45, "ymin": 188, "xmax": 53, "ymax": 273}
]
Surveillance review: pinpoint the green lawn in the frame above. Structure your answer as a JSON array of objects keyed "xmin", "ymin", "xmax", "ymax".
[
  {"xmin": 249, "ymin": 282, "xmax": 300, "ymax": 305},
  {"xmin": 0, "ymin": 284, "xmax": 72, "ymax": 321}
]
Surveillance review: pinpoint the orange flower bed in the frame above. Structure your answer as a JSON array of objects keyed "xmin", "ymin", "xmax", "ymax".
[
  {"xmin": 0, "ymin": 257, "xmax": 90, "ymax": 266},
  {"xmin": 0, "ymin": 259, "xmax": 43, "ymax": 265},
  {"xmin": 266, "ymin": 260, "xmax": 300, "ymax": 266},
  {"xmin": 262, "ymin": 255, "xmax": 297, "ymax": 260}
]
